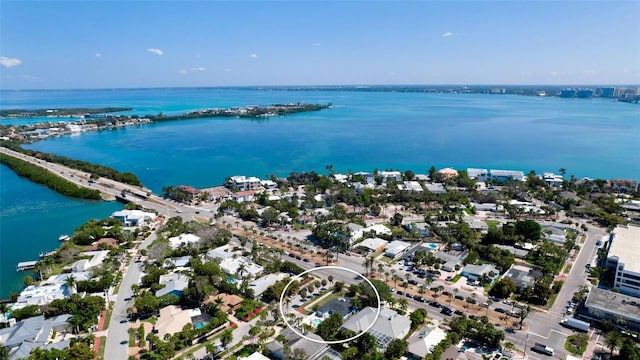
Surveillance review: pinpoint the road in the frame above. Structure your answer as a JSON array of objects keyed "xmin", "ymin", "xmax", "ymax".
[
  {"xmin": 103, "ymin": 231, "xmax": 159, "ymax": 360},
  {"xmin": 0, "ymin": 146, "xmax": 210, "ymax": 220}
]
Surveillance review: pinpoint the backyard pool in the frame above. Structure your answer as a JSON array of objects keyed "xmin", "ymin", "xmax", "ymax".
[
  {"xmin": 194, "ymin": 322, "xmax": 204, "ymax": 330},
  {"xmin": 312, "ymin": 319, "xmax": 321, "ymax": 327},
  {"xmin": 425, "ymin": 243, "xmax": 440, "ymax": 250}
]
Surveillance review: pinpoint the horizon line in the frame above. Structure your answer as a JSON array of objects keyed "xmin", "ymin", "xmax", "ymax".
[{"xmin": 2, "ymin": 83, "xmax": 640, "ymax": 92}]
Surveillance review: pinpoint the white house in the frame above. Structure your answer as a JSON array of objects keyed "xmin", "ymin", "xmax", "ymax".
[
  {"xmin": 155, "ymin": 273, "xmax": 190, "ymax": 298},
  {"xmin": 71, "ymin": 250, "xmax": 108, "ymax": 273},
  {"xmin": 357, "ymin": 238, "xmax": 388, "ymax": 253},
  {"xmin": 467, "ymin": 168, "xmax": 489, "ymax": 182},
  {"xmin": 379, "ymin": 170, "xmax": 402, "ymax": 183},
  {"xmin": 364, "ymin": 224, "xmax": 392, "ymax": 237},
  {"xmin": 384, "ymin": 240, "xmax": 411, "ymax": 258},
  {"xmin": 220, "ymin": 257, "xmax": 263, "ymax": 279},
  {"xmin": 341, "ymin": 307, "xmax": 411, "ymax": 349},
  {"xmin": 111, "ymin": 209, "xmax": 155, "ymax": 226},
  {"xmin": 229, "ymin": 176, "xmax": 262, "ymax": 191},
  {"xmin": 168, "ymin": 234, "xmax": 201, "ymax": 249}
]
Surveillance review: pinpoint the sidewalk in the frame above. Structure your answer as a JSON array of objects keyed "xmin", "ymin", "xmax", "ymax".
[{"xmin": 92, "ymin": 309, "xmax": 107, "ymax": 358}]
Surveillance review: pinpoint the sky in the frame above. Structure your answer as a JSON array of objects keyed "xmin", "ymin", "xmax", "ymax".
[{"xmin": 0, "ymin": 0, "xmax": 639, "ymax": 89}]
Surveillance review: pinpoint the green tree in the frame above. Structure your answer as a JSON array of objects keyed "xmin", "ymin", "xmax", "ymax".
[
  {"xmin": 385, "ymin": 338, "xmax": 408, "ymax": 359},
  {"xmin": 605, "ymin": 331, "xmax": 621, "ymax": 357}
]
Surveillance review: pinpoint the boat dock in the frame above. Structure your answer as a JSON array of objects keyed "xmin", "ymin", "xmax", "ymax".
[{"xmin": 16, "ymin": 261, "xmax": 38, "ymax": 272}]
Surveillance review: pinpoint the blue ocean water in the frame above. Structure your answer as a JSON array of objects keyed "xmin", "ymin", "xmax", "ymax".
[{"xmin": 1, "ymin": 87, "xmax": 639, "ymax": 297}]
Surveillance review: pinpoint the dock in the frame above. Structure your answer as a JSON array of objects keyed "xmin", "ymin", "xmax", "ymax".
[{"xmin": 16, "ymin": 260, "xmax": 38, "ymax": 272}]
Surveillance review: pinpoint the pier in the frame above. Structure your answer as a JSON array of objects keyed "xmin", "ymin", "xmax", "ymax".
[{"xmin": 16, "ymin": 260, "xmax": 38, "ymax": 272}]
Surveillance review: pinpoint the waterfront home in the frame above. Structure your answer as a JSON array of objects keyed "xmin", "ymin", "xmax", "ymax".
[
  {"xmin": 467, "ymin": 168, "xmax": 489, "ymax": 182},
  {"xmin": 0, "ymin": 314, "xmax": 71, "ymax": 360},
  {"xmin": 229, "ymin": 176, "xmax": 262, "ymax": 191},
  {"xmin": 438, "ymin": 167, "xmax": 459, "ymax": 179},
  {"xmin": 543, "ymin": 173, "xmax": 564, "ymax": 187},
  {"xmin": 12, "ymin": 284, "xmax": 65, "ymax": 310},
  {"xmin": 423, "ymin": 182, "xmax": 446, "ymax": 194},
  {"xmin": 70, "ymin": 250, "xmax": 109, "ymax": 273},
  {"xmin": 353, "ymin": 171, "xmax": 375, "ymax": 185},
  {"xmin": 488, "ymin": 169, "xmax": 525, "ymax": 183},
  {"xmin": 155, "ymin": 273, "xmax": 190, "ymax": 298},
  {"xmin": 379, "ymin": 170, "xmax": 402, "ymax": 183},
  {"xmin": 341, "ymin": 306, "xmax": 411, "ymax": 349},
  {"xmin": 168, "ymin": 233, "xmax": 201, "ymax": 249},
  {"xmin": 111, "ymin": 209, "xmax": 155, "ymax": 226}
]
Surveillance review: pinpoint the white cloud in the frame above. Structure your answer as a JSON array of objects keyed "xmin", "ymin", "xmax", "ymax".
[
  {"xmin": 178, "ymin": 69, "xmax": 188, "ymax": 75},
  {"xmin": 0, "ymin": 56, "xmax": 22, "ymax": 68},
  {"xmin": 441, "ymin": 32, "xmax": 454, "ymax": 37},
  {"xmin": 224, "ymin": 68, "xmax": 231, "ymax": 72},
  {"xmin": 313, "ymin": 42, "xmax": 321, "ymax": 47},
  {"xmin": 147, "ymin": 48, "xmax": 163, "ymax": 56},
  {"xmin": 190, "ymin": 66, "xmax": 206, "ymax": 72},
  {"xmin": 95, "ymin": 53, "xmax": 102, "ymax": 58},
  {"xmin": 249, "ymin": 54, "xmax": 257, "ymax": 58}
]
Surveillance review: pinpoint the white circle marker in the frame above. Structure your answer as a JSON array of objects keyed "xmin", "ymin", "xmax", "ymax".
[{"xmin": 278, "ymin": 265, "xmax": 381, "ymax": 344}]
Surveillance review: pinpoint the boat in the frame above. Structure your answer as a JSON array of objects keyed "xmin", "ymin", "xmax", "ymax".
[
  {"xmin": 40, "ymin": 250, "xmax": 56, "ymax": 258},
  {"xmin": 58, "ymin": 234, "xmax": 70, "ymax": 242}
]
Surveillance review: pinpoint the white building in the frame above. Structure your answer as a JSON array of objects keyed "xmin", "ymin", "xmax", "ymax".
[
  {"xmin": 341, "ymin": 307, "xmax": 411, "ymax": 349},
  {"xmin": 379, "ymin": 170, "xmax": 402, "ymax": 182},
  {"xmin": 71, "ymin": 250, "xmax": 108, "ymax": 273},
  {"xmin": 489, "ymin": 169, "xmax": 525, "ymax": 183},
  {"xmin": 364, "ymin": 224, "xmax": 392, "ymax": 237},
  {"xmin": 584, "ymin": 288, "xmax": 640, "ymax": 330},
  {"xmin": 543, "ymin": 172, "xmax": 564, "ymax": 187},
  {"xmin": 467, "ymin": 168, "xmax": 489, "ymax": 182},
  {"xmin": 260, "ymin": 179, "xmax": 278, "ymax": 190},
  {"xmin": 207, "ymin": 244, "xmax": 236, "ymax": 261},
  {"xmin": 384, "ymin": 240, "xmax": 411, "ymax": 259},
  {"xmin": 13, "ymin": 284, "xmax": 66, "ymax": 310},
  {"xmin": 606, "ymin": 225, "xmax": 640, "ymax": 297},
  {"xmin": 250, "ymin": 273, "xmax": 288, "ymax": 297},
  {"xmin": 168, "ymin": 234, "xmax": 201, "ymax": 249},
  {"xmin": 398, "ymin": 181, "xmax": 423, "ymax": 192},
  {"xmin": 229, "ymin": 176, "xmax": 262, "ymax": 191},
  {"xmin": 220, "ymin": 257, "xmax": 263, "ymax": 279},
  {"xmin": 357, "ymin": 238, "xmax": 388, "ymax": 253},
  {"xmin": 111, "ymin": 209, "xmax": 156, "ymax": 226}
]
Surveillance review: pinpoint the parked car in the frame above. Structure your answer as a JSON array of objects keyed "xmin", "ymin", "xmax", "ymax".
[
  {"xmin": 442, "ymin": 290, "xmax": 451, "ymax": 296},
  {"xmin": 455, "ymin": 295, "xmax": 465, "ymax": 301},
  {"xmin": 396, "ymin": 291, "xmax": 404, "ymax": 296},
  {"xmin": 495, "ymin": 308, "xmax": 507, "ymax": 313},
  {"xmin": 409, "ymin": 279, "xmax": 419, "ymax": 285}
]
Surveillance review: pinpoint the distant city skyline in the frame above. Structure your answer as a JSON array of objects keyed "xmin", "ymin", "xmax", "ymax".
[{"xmin": 1, "ymin": 1, "xmax": 639, "ymax": 90}]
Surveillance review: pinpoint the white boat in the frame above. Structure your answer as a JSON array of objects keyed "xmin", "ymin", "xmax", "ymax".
[{"xmin": 58, "ymin": 234, "xmax": 70, "ymax": 242}]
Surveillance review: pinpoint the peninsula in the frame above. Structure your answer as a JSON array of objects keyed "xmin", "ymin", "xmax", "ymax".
[{"xmin": 0, "ymin": 103, "xmax": 332, "ymax": 141}]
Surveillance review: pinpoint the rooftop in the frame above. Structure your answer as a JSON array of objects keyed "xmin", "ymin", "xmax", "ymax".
[
  {"xmin": 341, "ymin": 306, "xmax": 411, "ymax": 348},
  {"xmin": 585, "ymin": 288, "xmax": 640, "ymax": 322},
  {"xmin": 609, "ymin": 225, "xmax": 640, "ymax": 273}
]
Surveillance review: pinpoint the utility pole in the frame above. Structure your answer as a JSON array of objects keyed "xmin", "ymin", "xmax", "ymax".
[{"xmin": 523, "ymin": 333, "xmax": 529, "ymax": 360}]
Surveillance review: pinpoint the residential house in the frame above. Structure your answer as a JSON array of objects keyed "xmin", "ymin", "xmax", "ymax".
[
  {"xmin": 71, "ymin": 250, "xmax": 108, "ymax": 273},
  {"xmin": 0, "ymin": 314, "xmax": 70, "ymax": 360},
  {"xmin": 364, "ymin": 224, "xmax": 392, "ymax": 237},
  {"xmin": 494, "ymin": 245, "xmax": 530, "ymax": 259},
  {"xmin": 398, "ymin": 181, "xmax": 423, "ymax": 192},
  {"xmin": 239, "ymin": 352, "xmax": 271, "ymax": 360},
  {"xmin": 433, "ymin": 251, "xmax": 463, "ymax": 272},
  {"xmin": 407, "ymin": 323, "xmax": 448, "ymax": 360},
  {"xmin": 219, "ymin": 257, "xmax": 263, "ymax": 279},
  {"xmin": 341, "ymin": 306, "xmax": 411, "ymax": 349},
  {"xmin": 316, "ymin": 298, "xmax": 354, "ymax": 319},
  {"xmin": 357, "ymin": 238, "xmax": 388, "ymax": 253},
  {"xmin": 353, "ymin": 172, "xmax": 375, "ymax": 185},
  {"xmin": 489, "ymin": 169, "xmax": 524, "ymax": 183},
  {"xmin": 379, "ymin": 170, "xmax": 402, "ymax": 183},
  {"xmin": 164, "ymin": 255, "xmax": 192, "ymax": 269},
  {"xmin": 155, "ymin": 273, "xmax": 190, "ymax": 298},
  {"xmin": 250, "ymin": 273, "xmax": 288, "ymax": 297},
  {"xmin": 461, "ymin": 264, "xmax": 500, "ymax": 282},
  {"xmin": 207, "ymin": 244, "xmax": 236, "ymax": 262},
  {"xmin": 384, "ymin": 240, "xmax": 411, "ymax": 259},
  {"xmin": 424, "ymin": 183, "xmax": 446, "ymax": 194},
  {"xmin": 204, "ymin": 293, "xmax": 244, "ymax": 313},
  {"xmin": 344, "ymin": 222, "xmax": 364, "ymax": 247},
  {"xmin": 467, "ymin": 168, "xmax": 489, "ymax": 182},
  {"xmin": 268, "ymin": 327, "xmax": 331, "ymax": 360},
  {"xmin": 111, "ymin": 209, "xmax": 155, "ymax": 226},
  {"xmin": 229, "ymin": 176, "xmax": 262, "ymax": 191},
  {"xmin": 403, "ymin": 222, "xmax": 431, "ymax": 238},
  {"xmin": 168, "ymin": 233, "xmax": 201, "ymax": 249},
  {"xmin": 233, "ymin": 190, "xmax": 257, "ymax": 203},
  {"xmin": 543, "ymin": 173, "xmax": 564, "ymax": 187},
  {"xmin": 609, "ymin": 179, "xmax": 639, "ymax": 193},
  {"xmin": 438, "ymin": 167, "xmax": 459, "ymax": 179},
  {"xmin": 503, "ymin": 266, "xmax": 543, "ymax": 290}
]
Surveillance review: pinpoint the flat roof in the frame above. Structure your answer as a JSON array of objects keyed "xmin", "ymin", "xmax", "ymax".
[
  {"xmin": 585, "ymin": 288, "xmax": 640, "ymax": 322},
  {"xmin": 609, "ymin": 225, "xmax": 640, "ymax": 273}
]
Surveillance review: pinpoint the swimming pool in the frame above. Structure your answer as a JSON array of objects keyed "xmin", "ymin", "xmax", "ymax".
[
  {"xmin": 312, "ymin": 319, "xmax": 321, "ymax": 327},
  {"xmin": 425, "ymin": 243, "xmax": 440, "ymax": 250},
  {"xmin": 194, "ymin": 322, "xmax": 204, "ymax": 329},
  {"xmin": 227, "ymin": 277, "xmax": 237, "ymax": 284}
]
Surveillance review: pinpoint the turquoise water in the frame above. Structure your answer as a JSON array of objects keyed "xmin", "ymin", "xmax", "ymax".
[
  {"xmin": 1, "ymin": 87, "xmax": 639, "ymax": 297},
  {"xmin": 228, "ymin": 278, "xmax": 237, "ymax": 284},
  {"xmin": 194, "ymin": 322, "xmax": 204, "ymax": 329},
  {"xmin": 425, "ymin": 243, "xmax": 439, "ymax": 250},
  {"xmin": 0, "ymin": 165, "xmax": 123, "ymax": 297},
  {"xmin": 312, "ymin": 319, "xmax": 321, "ymax": 327}
]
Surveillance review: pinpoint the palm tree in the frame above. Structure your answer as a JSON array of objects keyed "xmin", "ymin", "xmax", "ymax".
[
  {"xmin": 471, "ymin": 293, "xmax": 478, "ymax": 311},
  {"xmin": 605, "ymin": 331, "xmax": 621, "ymax": 357},
  {"xmin": 393, "ymin": 275, "xmax": 400, "ymax": 289},
  {"xmin": 453, "ymin": 288, "xmax": 459, "ymax": 301},
  {"xmin": 220, "ymin": 329, "xmax": 233, "ymax": 353},
  {"xmin": 486, "ymin": 299, "xmax": 493, "ymax": 316},
  {"xmin": 328, "ymin": 275, "xmax": 334, "ymax": 285},
  {"xmin": 518, "ymin": 305, "xmax": 530, "ymax": 329},
  {"xmin": 399, "ymin": 298, "xmax": 408, "ymax": 312},
  {"xmin": 64, "ymin": 275, "xmax": 76, "ymax": 295},
  {"xmin": 448, "ymin": 293, "xmax": 453, "ymax": 305}
]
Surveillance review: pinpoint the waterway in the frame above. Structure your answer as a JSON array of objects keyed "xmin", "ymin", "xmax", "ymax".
[{"xmin": 1, "ymin": 87, "xmax": 639, "ymax": 297}]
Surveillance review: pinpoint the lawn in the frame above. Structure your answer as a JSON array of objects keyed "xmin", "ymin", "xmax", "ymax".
[
  {"xmin": 96, "ymin": 336, "xmax": 106, "ymax": 360},
  {"xmin": 102, "ymin": 304, "xmax": 113, "ymax": 330},
  {"xmin": 564, "ymin": 264, "xmax": 573, "ymax": 274},
  {"xmin": 128, "ymin": 328, "xmax": 136, "ymax": 347},
  {"xmin": 450, "ymin": 274, "xmax": 462, "ymax": 283},
  {"xmin": 565, "ymin": 334, "xmax": 589, "ymax": 355},
  {"xmin": 228, "ymin": 344, "xmax": 259, "ymax": 360}
]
